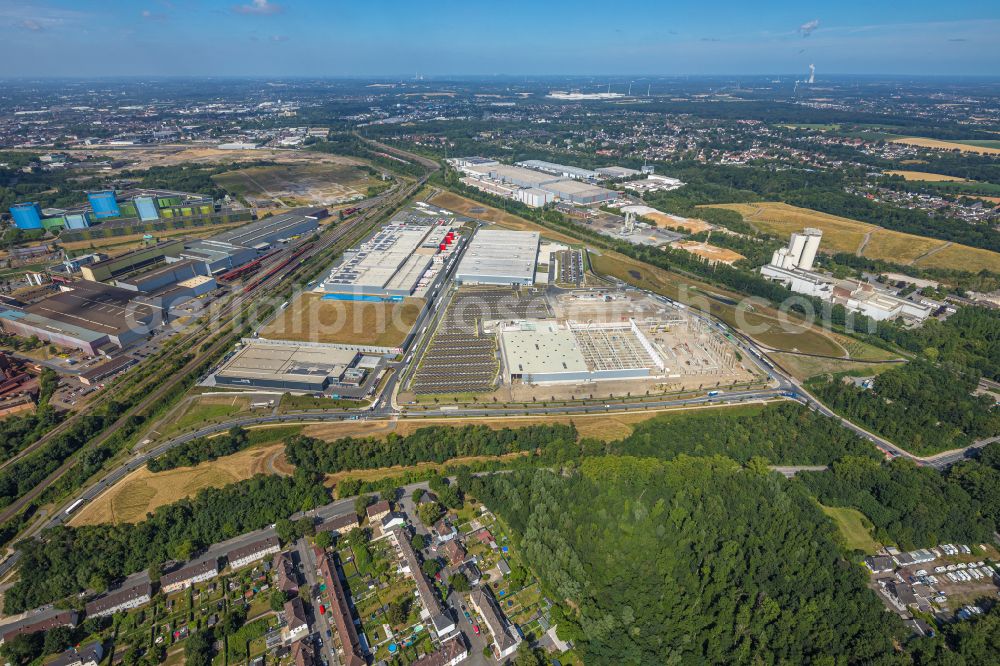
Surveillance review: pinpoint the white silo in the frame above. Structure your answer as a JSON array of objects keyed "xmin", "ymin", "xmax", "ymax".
[
  {"xmin": 797, "ymin": 228, "xmax": 823, "ymax": 271},
  {"xmin": 787, "ymin": 232, "xmax": 808, "ymax": 267}
]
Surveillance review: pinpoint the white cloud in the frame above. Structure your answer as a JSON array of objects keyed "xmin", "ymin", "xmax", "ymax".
[
  {"xmin": 271, "ymin": 34, "xmax": 289, "ymax": 42},
  {"xmin": 799, "ymin": 19, "xmax": 820, "ymax": 37},
  {"xmin": 233, "ymin": 0, "xmax": 282, "ymax": 15},
  {"xmin": 21, "ymin": 18, "xmax": 43, "ymax": 31}
]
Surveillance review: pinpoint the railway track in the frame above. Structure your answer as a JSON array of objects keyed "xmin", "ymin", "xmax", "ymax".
[{"xmin": 0, "ymin": 176, "xmax": 426, "ymax": 531}]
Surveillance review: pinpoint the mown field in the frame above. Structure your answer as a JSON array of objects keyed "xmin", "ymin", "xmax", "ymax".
[
  {"xmin": 709, "ymin": 202, "xmax": 1000, "ymax": 273},
  {"xmin": 890, "ymin": 137, "xmax": 1000, "ymax": 155},
  {"xmin": 821, "ymin": 504, "xmax": 880, "ymax": 552},
  {"xmin": 884, "ymin": 170, "xmax": 966, "ymax": 182}
]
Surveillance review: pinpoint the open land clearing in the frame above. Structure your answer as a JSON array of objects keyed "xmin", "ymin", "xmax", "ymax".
[
  {"xmin": 884, "ymin": 170, "xmax": 967, "ymax": 182},
  {"xmin": 69, "ymin": 443, "xmax": 287, "ymax": 526},
  {"xmin": 708, "ymin": 202, "xmax": 1000, "ymax": 273},
  {"xmin": 821, "ymin": 504, "xmax": 880, "ymax": 552},
  {"xmin": 65, "ymin": 145, "xmax": 368, "ymax": 172},
  {"xmin": 260, "ymin": 292, "xmax": 423, "ymax": 347},
  {"xmin": 212, "ymin": 162, "xmax": 377, "ymax": 208},
  {"xmin": 890, "ymin": 137, "xmax": 1000, "ymax": 155},
  {"xmin": 159, "ymin": 396, "xmax": 251, "ymax": 438},
  {"xmin": 771, "ymin": 353, "xmax": 900, "ymax": 382}
]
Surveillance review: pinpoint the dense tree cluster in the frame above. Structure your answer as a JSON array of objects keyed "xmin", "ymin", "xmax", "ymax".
[
  {"xmin": 877, "ymin": 306, "xmax": 1000, "ymax": 380},
  {"xmin": 147, "ymin": 426, "xmax": 249, "ymax": 472},
  {"xmin": 285, "ymin": 423, "xmax": 577, "ymax": 474},
  {"xmin": 471, "ymin": 456, "xmax": 902, "ymax": 665},
  {"xmin": 808, "ymin": 360, "xmax": 1000, "ymax": 454},
  {"xmin": 4, "ymin": 472, "xmax": 327, "ymax": 613},
  {"xmin": 801, "ymin": 455, "xmax": 995, "ymax": 549},
  {"xmin": 610, "ymin": 403, "xmax": 880, "ymax": 464}
]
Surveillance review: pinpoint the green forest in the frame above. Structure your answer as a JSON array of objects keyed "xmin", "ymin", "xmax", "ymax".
[
  {"xmin": 471, "ymin": 456, "xmax": 902, "ymax": 665},
  {"xmin": 808, "ymin": 360, "xmax": 1000, "ymax": 455}
]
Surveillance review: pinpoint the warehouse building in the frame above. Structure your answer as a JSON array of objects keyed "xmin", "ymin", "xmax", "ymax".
[
  {"xmin": 0, "ymin": 281, "xmax": 160, "ymax": 354},
  {"xmin": 320, "ymin": 220, "xmax": 456, "ymax": 299},
  {"xmin": 81, "ymin": 240, "xmax": 185, "ymax": 282},
  {"xmin": 211, "ymin": 208, "xmax": 324, "ymax": 251},
  {"xmin": 215, "ymin": 342, "xmax": 360, "ymax": 392},
  {"xmin": 455, "ymin": 229, "xmax": 539, "ymax": 286},
  {"xmin": 176, "ymin": 240, "xmax": 258, "ymax": 274},
  {"xmin": 516, "ymin": 159, "xmax": 600, "ymax": 181},
  {"xmin": 596, "ymin": 166, "xmax": 641, "ymax": 179},
  {"xmin": 540, "ymin": 179, "xmax": 618, "ymax": 205},
  {"xmin": 467, "ymin": 164, "xmax": 564, "ymax": 189},
  {"xmin": 115, "ymin": 258, "xmax": 210, "ymax": 292}
]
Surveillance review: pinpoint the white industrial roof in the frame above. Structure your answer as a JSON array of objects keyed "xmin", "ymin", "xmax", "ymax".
[
  {"xmin": 502, "ymin": 323, "xmax": 588, "ymax": 376},
  {"xmin": 456, "ymin": 229, "xmax": 539, "ymax": 283}
]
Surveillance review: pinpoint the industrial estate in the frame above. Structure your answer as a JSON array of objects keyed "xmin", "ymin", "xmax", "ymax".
[{"xmin": 0, "ymin": 61, "xmax": 999, "ymax": 666}]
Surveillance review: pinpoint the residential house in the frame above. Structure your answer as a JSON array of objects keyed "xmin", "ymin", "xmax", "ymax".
[
  {"xmin": 471, "ymin": 588, "xmax": 521, "ymax": 659},
  {"xmin": 0, "ymin": 610, "xmax": 78, "ymax": 644},
  {"xmin": 460, "ymin": 562, "xmax": 482, "ymax": 586},
  {"xmin": 318, "ymin": 513, "xmax": 360, "ymax": 535},
  {"xmin": 228, "ymin": 536, "xmax": 281, "ymax": 570},
  {"xmin": 273, "ymin": 551, "xmax": 299, "ymax": 594},
  {"xmin": 434, "ymin": 520, "xmax": 458, "ymax": 544},
  {"xmin": 317, "ymin": 549, "xmax": 366, "ymax": 666},
  {"xmin": 392, "ymin": 528, "xmax": 455, "ymax": 638},
  {"xmin": 49, "ymin": 642, "xmax": 103, "ymax": 666},
  {"xmin": 161, "ymin": 558, "xmax": 219, "ymax": 594},
  {"xmin": 283, "ymin": 597, "xmax": 310, "ymax": 643},
  {"xmin": 291, "ymin": 638, "xmax": 316, "ymax": 666},
  {"xmin": 497, "ymin": 559, "xmax": 511, "ymax": 577},
  {"xmin": 85, "ymin": 582, "xmax": 153, "ymax": 618},
  {"xmin": 381, "ymin": 512, "xmax": 407, "ymax": 532},
  {"xmin": 411, "ymin": 634, "xmax": 468, "ymax": 666},
  {"xmin": 444, "ymin": 540, "xmax": 467, "ymax": 567},
  {"xmin": 864, "ymin": 556, "xmax": 894, "ymax": 574},
  {"xmin": 366, "ymin": 500, "xmax": 391, "ymax": 523}
]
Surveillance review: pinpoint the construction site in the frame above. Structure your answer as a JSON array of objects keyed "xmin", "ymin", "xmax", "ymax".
[{"xmin": 403, "ymin": 286, "xmax": 758, "ymax": 402}]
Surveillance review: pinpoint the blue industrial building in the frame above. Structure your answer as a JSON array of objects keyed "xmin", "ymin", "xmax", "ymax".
[
  {"xmin": 87, "ymin": 190, "xmax": 120, "ymax": 219},
  {"xmin": 10, "ymin": 203, "xmax": 43, "ymax": 230},
  {"xmin": 134, "ymin": 196, "xmax": 159, "ymax": 222}
]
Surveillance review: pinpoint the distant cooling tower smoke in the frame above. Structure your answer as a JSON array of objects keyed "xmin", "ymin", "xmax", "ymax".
[{"xmin": 808, "ymin": 64, "xmax": 815, "ymax": 84}]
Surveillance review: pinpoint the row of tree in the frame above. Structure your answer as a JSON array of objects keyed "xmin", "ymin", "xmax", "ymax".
[
  {"xmin": 285, "ymin": 423, "xmax": 578, "ymax": 474},
  {"xmin": 4, "ymin": 471, "xmax": 328, "ymax": 613}
]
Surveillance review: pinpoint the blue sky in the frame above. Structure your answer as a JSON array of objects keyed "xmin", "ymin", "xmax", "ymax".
[{"xmin": 2, "ymin": 0, "xmax": 998, "ymax": 77}]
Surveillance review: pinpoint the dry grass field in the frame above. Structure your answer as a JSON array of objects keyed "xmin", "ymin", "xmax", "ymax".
[
  {"xmin": 670, "ymin": 240, "xmax": 745, "ymax": 264},
  {"xmin": 643, "ymin": 212, "xmax": 713, "ymax": 233},
  {"xmin": 891, "ymin": 137, "xmax": 1000, "ymax": 155},
  {"xmin": 708, "ymin": 202, "xmax": 1000, "ymax": 272},
  {"xmin": 884, "ymin": 170, "xmax": 967, "ymax": 182},
  {"xmin": 429, "ymin": 191, "xmax": 581, "ymax": 245},
  {"xmin": 66, "ymin": 145, "xmax": 367, "ymax": 172},
  {"xmin": 70, "ymin": 443, "xmax": 287, "ymax": 525},
  {"xmin": 260, "ymin": 292, "xmax": 423, "ymax": 347}
]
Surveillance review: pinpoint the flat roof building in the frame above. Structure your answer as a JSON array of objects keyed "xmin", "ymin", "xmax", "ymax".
[
  {"xmin": 540, "ymin": 179, "xmax": 618, "ymax": 205},
  {"xmin": 320, "ymin": 221, "xmax": 443, "ymax": 298},
  {"xmin": 516, "ymin": 159, "xmax": 600, "ymax": 181},
  {"xmin": 82, "ymin": 240, "xmax": 185, "ymax": 283},
  {"xmin": 455, "ymin": 229, "xmax": 539, "ymax": 286},
  {"xmin": 0, "ymin": 281, "xmax": 161, "ymax": 354},
  {"xmin": 212, "ymin": 208, "xmax": 324, "ymax": 250},
  {"xmin": 467, "ymin": 164, "xmax": 564, "ymax": 189},
  {"xmin": 215, "ymin": 342, "xmax": 359, "ymax": 392}
]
